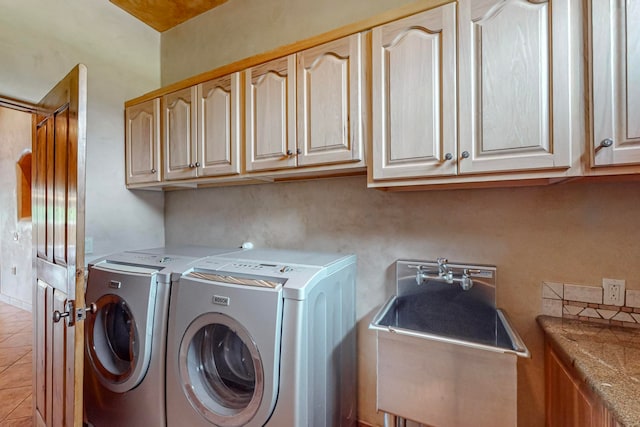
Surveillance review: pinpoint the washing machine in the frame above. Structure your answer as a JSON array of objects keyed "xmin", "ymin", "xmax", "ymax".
[
  {"xmin": 84, "ymin": 246, "xmax": 243, "ymax": 427},
  {"xmin": 166, "ymin": 248, "xmax": 357, "ymax": 427}
]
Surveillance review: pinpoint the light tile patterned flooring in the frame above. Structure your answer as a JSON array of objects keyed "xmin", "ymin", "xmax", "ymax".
[{"xmin": 0, "ymin": 300, "xmax": 33, "ymax": 426}]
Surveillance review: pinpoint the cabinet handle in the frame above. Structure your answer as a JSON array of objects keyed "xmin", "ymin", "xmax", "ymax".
[
  {"xmin": 296, "ymin": 148, "xmax": 302, "ymax": 155},
  {"xmin": 195, "ymin": 162, "xmax": 201, "ymax": 168},
  {"xmin": 188, "ymin": 163, "xmax": 195, "ymax": 168},
  {"xmin": 461, "ymin": 151, "xmax": 470, "ymax": 159},
  {"xmin": 151, "ymin": 168, "xmax": 156, "ymax": 173},
  {"xmin": 444, "ymin": 153, "xmax": 453, "ymax": 161},
  {"xmin": 600, "ymin": 138, "xmax": 613, "ymax": 148},
  {"xmin": 286, "ymin": 150, "xmax": 293, "ymax": 156}
]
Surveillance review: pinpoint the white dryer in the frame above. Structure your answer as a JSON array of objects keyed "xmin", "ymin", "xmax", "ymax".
[
  {"xmin": 166, "ymin": 249, "xmax": 357, "ymax": 427},
  {"xmin": 84, "ymin": 246, "xmax": 242, "ymax": 427}
]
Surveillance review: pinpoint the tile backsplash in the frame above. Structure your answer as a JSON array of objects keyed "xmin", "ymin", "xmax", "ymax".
[{"xmin": 541, "ymin": 282, "xmax": 640, "ymax": 328}]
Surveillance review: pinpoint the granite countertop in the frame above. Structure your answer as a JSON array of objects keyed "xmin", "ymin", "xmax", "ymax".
[{"xmin": 538, "ymin": 315, "xmax": 640, "ymax": 426}]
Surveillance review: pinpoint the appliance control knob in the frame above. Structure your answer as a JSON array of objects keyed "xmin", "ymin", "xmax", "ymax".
[{"xmin": 280, "ymin": 266, "xmax": 292, "ymax": 273}]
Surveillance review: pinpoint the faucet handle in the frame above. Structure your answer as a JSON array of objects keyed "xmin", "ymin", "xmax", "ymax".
[{"xmin": 436, "ymin": 257, "xmax": 448, "ymax": 265}]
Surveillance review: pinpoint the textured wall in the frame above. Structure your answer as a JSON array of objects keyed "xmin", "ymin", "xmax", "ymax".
[
  {"xmin": 164, "ymin": 177, "xmax": 640, "ymax": 426},
  {"xmin": 160, "ymin": 0, "xmax": 425, "ymax": 85},
  {"xmin": 0, "ymin": 0, "xmax": 165, "ymax": 270},
  {"xmin": 0, "ymin": 108, "xmax": 33, "ymax": 309}
]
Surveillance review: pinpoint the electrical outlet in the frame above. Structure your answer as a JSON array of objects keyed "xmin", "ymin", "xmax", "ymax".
[{"xmin": 603, "ymin": 278, "xmax": 626, "ymax": 306}]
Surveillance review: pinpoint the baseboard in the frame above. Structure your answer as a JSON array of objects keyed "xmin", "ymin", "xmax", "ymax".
[{"xmin": 0, "ymin": 293, "xmax": 31, "ymax": 311}]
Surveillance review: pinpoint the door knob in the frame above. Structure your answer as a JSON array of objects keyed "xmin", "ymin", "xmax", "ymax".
[
  {"xmin": 53, "ymin": 310, "xmax": 70, "ymax": 323},
  {"xmin": 53, "ymin": 302, "xmax": 97, "ymax": 323}
]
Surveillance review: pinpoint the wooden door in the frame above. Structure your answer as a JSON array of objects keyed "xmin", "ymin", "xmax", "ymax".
[
  {"xmin": 163, "ymin": 86, "xmax": 198, "ymax": 180},
  {"xmin": 33, "ymin": 64, "xmax": 87, "ymax": 426},
  {"xmin": 458, "ymin": 0, "xmax": 573, "ymax": 174},
  {"xmin": 197, "ymin": 73, "xmax": 241, "ymax": 177},
  {"xmin": 371, "ymin": 4, "xmax": 457, "ymax": 180},
  {"xmin": 296, "ymin": 34, "xmax": 364, "ymax": 167},
  {"xmin": 125, "ymin": 98, "xmax": 161, "ymax": 185},
  {"xmin": 591, "ymin": 0, "xmax": 640, "ymax": 167},
  {"xmin": 245, "ymin": 55, "xmax": 297, "ymax": 172}
]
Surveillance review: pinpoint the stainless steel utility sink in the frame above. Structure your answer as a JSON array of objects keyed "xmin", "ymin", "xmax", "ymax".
[{"xmin": 370, "ymin": 259, "xmax": 529, "ymax": 427}]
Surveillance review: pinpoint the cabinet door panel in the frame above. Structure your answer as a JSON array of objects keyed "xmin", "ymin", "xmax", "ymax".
[
  {"xmin": 245, "ymin": 56, "xmax": 296, "ymax": 172},
  {"xmin": 545, "ymin": 343, "xmax": 603, "ymax": 427},
  {"xmin": 164, "ymin": 86, "xmax": 197, "ymax": 180},
  {"xmin": 372, "ymin": 4, "xmax": 457, "ymax": 180},
  {"xmin": 459, "ymin": 0, "xmax": 572, "ymax": 174},
  {"xmin": 125, "ymin": 98, "xmax": 160, "ymax": 185},
  {"xmin": 592, "ymin": 0, "xmax": 640, "ymax": 166},
  {"xmin": 198, "ymin": 73, "xmax": 240, "ymax": 177},
  {"xmin": 297, "ymin": 34, "xmax": 364, "ymax": 167}
]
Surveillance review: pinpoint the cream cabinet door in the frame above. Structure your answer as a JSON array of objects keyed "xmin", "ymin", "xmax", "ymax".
[
  {"xmin": 297, "ymin": 34, "xmax": 364, "ymax": 167},
  {"xmin": 591, "ymin": 0, "xmax": 640, "ymax": 167},
  {"xmin": 372, "ymin": 4, "xmax": 457, "ymax": 180},
  {"xmin": 197, "ymin": 73, "xmax": 241, "ymax": 177},
  {"xmin": 245, "ymin": 55, "xmax": 297, "ymax": 172},
  {"xmin": 458, "ymin": 0, "xmax": 573, "ymax": 174},
  {"xmin": 163, "ymin": 86, "xmax": 198, "ymax": 180},
  {"xmin": 125, "ymin": 98, "xmax": 161, "ymax": 185}
]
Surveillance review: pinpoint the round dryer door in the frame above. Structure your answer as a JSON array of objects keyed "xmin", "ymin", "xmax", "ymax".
[
  {"xmin": 86, "ymin": 294, "xmax": 140, "ymax": 391},
  {"xmin": 180, "ymin": 313, "xmax": 264, "ymax": 427}
]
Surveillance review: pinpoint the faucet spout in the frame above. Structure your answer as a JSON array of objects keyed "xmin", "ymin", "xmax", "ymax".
[{"xmin": 437, "ymin": 258, "xmax": 453, "ymax": 283}]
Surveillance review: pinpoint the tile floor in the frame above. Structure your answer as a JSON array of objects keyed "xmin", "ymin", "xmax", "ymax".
[{"xmin": 0, "ymin": 300, "xmax": 33, "ymax": 426}]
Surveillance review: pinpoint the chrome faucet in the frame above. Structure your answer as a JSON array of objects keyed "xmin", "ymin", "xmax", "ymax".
[
  {"xmin": 414, "ymin": 258, "xmax": 476, "ymax": 291},
  {"xmin": 436, "ymin": 258, "xmax": 453, "ymax": 283}
]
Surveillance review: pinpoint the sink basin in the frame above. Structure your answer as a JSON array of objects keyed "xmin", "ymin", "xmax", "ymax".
[{"xmin": 370, "ymin": 259, "xmax": 529, "ymax": 427}]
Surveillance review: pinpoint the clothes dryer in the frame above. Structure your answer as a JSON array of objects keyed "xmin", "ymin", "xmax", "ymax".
[
  {"xmin": 84, "ymin": 246, "xmax": 242, "ymax": 427},
  {"xmin": 166, "ymin": 249, "xmax": 357, "ymax": 427}
]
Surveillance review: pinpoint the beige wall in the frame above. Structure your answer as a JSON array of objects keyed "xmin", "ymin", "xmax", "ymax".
[
  {"xmin": 0, "ymin": 0, "xmax": 165, "ymax": 280},
  {"xmin": 0, "ymin": 108, "xmax": 33, "ymax": 309},
  {"xmin": 164, "ymin": 177, "xmax": 640, "ymax": 426},
  {"xmin": 160, "ymin": 0, "xmax": 427, "ymax": 85}
]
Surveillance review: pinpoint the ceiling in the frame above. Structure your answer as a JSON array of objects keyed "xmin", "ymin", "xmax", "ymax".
[{"xmin": 109, "ymin": 0, "xmax": 229, "ymax": 32}]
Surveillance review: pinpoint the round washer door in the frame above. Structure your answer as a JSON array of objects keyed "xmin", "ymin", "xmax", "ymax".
[
  {"xmin": 86, "ymin": 294, "xmax": 143, "ymax": 393},
  {"xmin": 180, "ymin": 313, "xmax": 264, "ymax": 427}
]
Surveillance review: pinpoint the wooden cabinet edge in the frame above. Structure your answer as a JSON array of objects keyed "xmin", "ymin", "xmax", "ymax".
[{"xmin": 126, "ymin": 163, "xmax": 367, "ymax": 191}]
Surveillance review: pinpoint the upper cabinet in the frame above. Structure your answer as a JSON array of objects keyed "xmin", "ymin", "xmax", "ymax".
[
  {"xmin": 163, "ymin": 86, "xmax": 197, "ymax": 180},
  {"xmin": 245, "ymin": 34, "xmax": 365, "ymax": 173},
  {"xmin": 457, "ymin": 0, "xmax": 574, "ymax": 174},
  {"xmin": 371, "ymin": 0, "xmax": 579, "ymax": 186},
  {"xmin": 197, "ymin": 74, "xmax": 241, "ymax": 177},
  {"xmin": 128, "ymin": 0, "xmax": 635, "ymax": 191},
  {"xmin": 163, "ymin": 74, "xmax": 241, "ymax": 181},
  {"xmin": 371, "ymin": 4, "xmax": 457, "ymax": 180},
  {"xmin": 125, "ymin": 98, "xmax": 161, "ymax": 185},
  {"xmin": 245, "ymin": 55, "xmax": 297, "ymax": 172},
  {"xmin": 297, "ymin": 34, "xmax": 365, "ymax": 168},
  {"xmin": 590, "ymin": 0, "xmax": 640, "ymax": 167}
]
